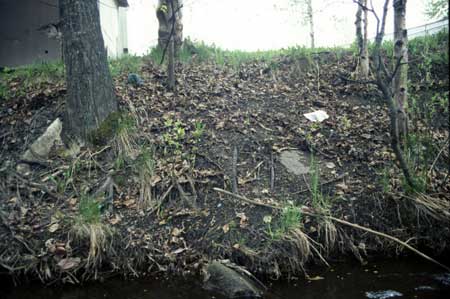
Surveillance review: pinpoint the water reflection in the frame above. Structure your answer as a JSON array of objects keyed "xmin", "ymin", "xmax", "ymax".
[{"xmin": 3, "ymin": 260, "xmax": 450, "ymax": 299}]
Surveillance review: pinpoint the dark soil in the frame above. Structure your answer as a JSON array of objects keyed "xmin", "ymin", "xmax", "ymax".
[{"xmin": 0, "ymin": 49, "xmax": 449, "ymax": 284}]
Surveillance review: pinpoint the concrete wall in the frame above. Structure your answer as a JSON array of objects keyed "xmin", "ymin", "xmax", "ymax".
[
  {"xmin": 0, "ymin": 0, "xmax": 128, "ymax": 67},
  {"xmin": 0, "ymin": 0, "xmax": 61, "ymax": 67},
  {"xmin": 118, "ymin": 7, "xmax": 129, "ymax": 54}
]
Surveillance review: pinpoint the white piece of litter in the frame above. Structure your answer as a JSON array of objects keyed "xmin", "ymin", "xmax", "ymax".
[{"xmin": 303, "ymin": 110, "xmax": 329, "ymax": 122}]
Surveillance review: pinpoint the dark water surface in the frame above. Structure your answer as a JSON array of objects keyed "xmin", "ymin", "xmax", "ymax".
[{"xmin": 3, "ymin": 259, "xmax": 450, "ymax": 299}]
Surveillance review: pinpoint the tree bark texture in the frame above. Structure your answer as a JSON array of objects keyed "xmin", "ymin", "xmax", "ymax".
[
  {"xmin": 168, "ymin": 38, "xmax": 175, "ymax": 90},
  {"xmin": 306, "ymin": 0, "xmax": 315, "ymax": 48},
  {"xmin": 393, "ymin": 0, "xmax": 409, "ymax": 138},
  {"xmin": 59, "ymin": 0, "xmax": 117, "ymax": 142},
  {"xmin": 355, "ymin": 0, "xmax": 369, "ymax": 78},
  {"xmin": 157, "ymin": 0, "xmax": 183, "ymax": 53}
]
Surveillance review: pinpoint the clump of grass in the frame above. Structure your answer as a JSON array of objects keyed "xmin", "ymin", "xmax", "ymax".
[
  {"xmin": 264, "ymin": 206, "xmax": 312, "ymax": 269},
  {"xmin": 134, "ymin": 146, "xmax": 156, "ymax": 209},
  {"xmin": 0, "ymin": 61, "xmax": 64, "ymax": 100},
  {"xmin": 265, "ymin": 205, "xmax": 303, "ymax": 240},
  {"xmin": 380, "ymin": 166, "xmax": 392, "ymax": 194},
  {"xmin": 308, "ymin": 154, "xmax": 337, "ymax": 252},
  {"xmin": 70, "ymin": 196, "xmax": 114, "ymax": 269},
  {"xmin": 90, "ymin": 111, "xmax": 138, "ymax": 161},
  {"xmin": 309, "ymin": 154, "xmax": 331, "ymax": 212},
  {"xmin": 400, "ymin": 132, "xmax": 436, "ymax": 194},
  {"xmin": 109, "ymin": 54, "xmax": 143, "ymax": 77},
  {"xmin": 146, "ymin": 38, "xmax": 350, "ymax": 70}
]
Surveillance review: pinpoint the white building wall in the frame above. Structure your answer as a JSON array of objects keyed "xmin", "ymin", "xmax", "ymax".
[
  {"xmin": 98, "ymin": 0, "xmax": 121, "ymax": 58},
  {"xmin": 118, "ymin": 7, "xmax": 129, "ymax": 54}
]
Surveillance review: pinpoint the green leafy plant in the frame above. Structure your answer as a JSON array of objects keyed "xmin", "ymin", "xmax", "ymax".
[
  {"xmin": 265, "ymin": 205, "xmax": 303, "ymax": 240},
  {"xmin": 78, "ymin": 196, "xmax": 102, "ymax": 224}
]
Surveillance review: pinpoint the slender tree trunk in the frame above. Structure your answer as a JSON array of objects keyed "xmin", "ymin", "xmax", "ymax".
[
  {"xmin": 355, "ymin": 0, "xmax": 370, "ymax": 78},
  {"xmin": 168, "ymin": 37, "xmax": 175, "ymax": 90},
  {"xmin": 157, "ymin": 0, "xmax": 183, "ymax": 53},
  {"xmin": 59, "ymin": 0, "xmax": 117, "ymax": 142},
  {"xmin": 306, "ymin": 0, "xmax": 315, "ymax": 48},
  {"xmin": 371, "ymin": 0, "xmax": 414, "ymax": 188},
  {"xmin": 361, "ymin": 2, "xmax": 369, "ymax": 76},
  {"xmin": 393, "ymin": 0, "xmax": 409, "ymax": 138}
]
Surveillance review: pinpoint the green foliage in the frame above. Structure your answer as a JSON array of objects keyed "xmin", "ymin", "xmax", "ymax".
[
  {"xmin": 147, "ymin": 38, "xmax": 349, "ymax": 69},
  {"xmin": 401, "ymin": 133, "xmax": 436, "ymax": 193},
  {"xmin": 134, "ymin": 146, "xmax": 155, "ymax": 177},
  {"xmin": 161, "ymin": 116, "xmax": 205, "ymax": 163},
  {"xmin": 109, "ymin": 54, "xmax": 143, "ymax": 77},
  {"xmin": 265, "ymin": 205, "xmax": 303, "ymax": 239},
  {"xmin": 90, "ymin": 111, "xmax": 136, "ymax": 145},
  {"xmin": 0, "ymin": 61, "xmax": 64, "ymax": 100},
  {"xmin": 424, "ymin": 0, "xmax": 448, "ymax": 19},
  {"xmin": 309, "ymin": 154, "xmax": 331, "ymax": 212},
  {"xmin": 162, "ymin": 118, "xmax": 185, "ymax": 155},
  {"xmin": 380, "ymin": 166, "xmax": 392, "ymax": 194},
  {"xmin": 192, "ymin": 121, "xmax": 205, "ymax": 140},
  {"xmin": 78, "ymin": 196, "xmax": 102, "ymax": 224}
]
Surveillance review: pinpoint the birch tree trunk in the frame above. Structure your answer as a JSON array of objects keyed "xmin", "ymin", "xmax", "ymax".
[
  {"xmin": 59, "ymin": 0, "xmax": 117, "ymax": 142},
  {"xmin": 393, "ymin": 0, "xmax": 409, "ymax": 138},
  {"xmin": 306, "ymin": 0, "xmax": 315, "ymax": 48},
  {"xmin": 355, "ymin": 0, "xmax": 369, "ymax": 78}
]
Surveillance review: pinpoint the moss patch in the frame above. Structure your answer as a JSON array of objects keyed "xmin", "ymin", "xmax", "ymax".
[{"xmin": 88, "ymin": 111, "xmax": 134, "ymax": 145}]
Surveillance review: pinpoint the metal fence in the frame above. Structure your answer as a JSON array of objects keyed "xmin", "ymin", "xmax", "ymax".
[{"xmin": 381, "ymin": 18, "xmax": 448, "ymax": 41}]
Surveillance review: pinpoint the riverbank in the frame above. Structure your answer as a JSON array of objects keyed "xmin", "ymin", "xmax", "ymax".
[{"xmin": 0, "ymin": 32, "xmax": 449, "ymax": 284}]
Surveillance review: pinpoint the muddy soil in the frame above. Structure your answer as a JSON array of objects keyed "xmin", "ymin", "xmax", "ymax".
[{"xmin": 0, "ymin": 50, "xmax": 449, "ymax": 283}]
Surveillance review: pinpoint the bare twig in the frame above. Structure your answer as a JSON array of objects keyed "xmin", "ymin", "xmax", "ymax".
[
  {"xmin": 270, "ymin": 150, "xmax": 275, "ymax": 192},
  {"xmin": 231, "ymin": 145, "xmax": 238, "ymax": 194}
]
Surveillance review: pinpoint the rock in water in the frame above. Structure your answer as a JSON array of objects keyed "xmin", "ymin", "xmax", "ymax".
[{"xmin": 203, "ymin": 261, "xmax": 263, "ymax": 298}]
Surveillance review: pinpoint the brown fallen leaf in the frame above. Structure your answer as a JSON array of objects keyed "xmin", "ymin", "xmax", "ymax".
[{"xmin": 57, "ymin": 257, "xmax": 81, "ymax": 271}]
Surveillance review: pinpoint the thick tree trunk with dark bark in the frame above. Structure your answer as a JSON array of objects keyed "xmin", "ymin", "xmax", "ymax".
[
  {"xmin": 59, "ymin": 0, "xmax": 117, "ymax": 142},
  {"xmin": 393, "ymin": 0, "xmax": 409, "ymax": 138}
]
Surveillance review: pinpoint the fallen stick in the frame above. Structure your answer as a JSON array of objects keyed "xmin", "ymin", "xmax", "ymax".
[
  {"xmin": 231, "ymin": 145, "xmax": 238, "ymax": 194},
  {"xmin": 213, "ymin": 187, "xmax": 450, "ymax": 272}
]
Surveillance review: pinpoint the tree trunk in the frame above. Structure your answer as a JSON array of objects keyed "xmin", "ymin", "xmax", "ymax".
[
  {"xmin": 393, "ymin": 0, "xmax": 409, "ymax": 138},
  {"xmin": 371, "ymin": 0, "xmax": 414, "ymax": 188},
  {"xmin": 355, "ymin": 0, "xmax": 369, "ymax": 78},
  {"xmin": 157, "ymin": 0, "xmax": 183, "ymax": 53},
  {"xmin": 306, "ymin": 0, "xmax": 315, "ymax": 48},
  {"xmin": 59, "ymin": 0, "xmax": 117, "ymax": 142},
  {"xmin": 168, "ymin": 37, "xmax": 175, "ymax": 90}
]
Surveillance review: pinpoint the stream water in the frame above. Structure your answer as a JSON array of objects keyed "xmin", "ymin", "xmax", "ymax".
[{"xmin": 3, "ymin": 259, "xmax": 450, "ymax": 299}]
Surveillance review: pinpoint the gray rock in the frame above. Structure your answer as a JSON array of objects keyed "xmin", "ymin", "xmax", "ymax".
[
  {"xmin": 203, "ymin": 261, "xmax": 263, "ymax": 299},
  {"xmin": 127, "ymin": 73, "xmax": 144, "ymax": 87},
  {"xmin": 280, "ymin": 150, "xmax": 310, "ymax": 175},
  {"xmin": 21, "ymin": 118, "xmax": 62, "ymax": 163}
]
